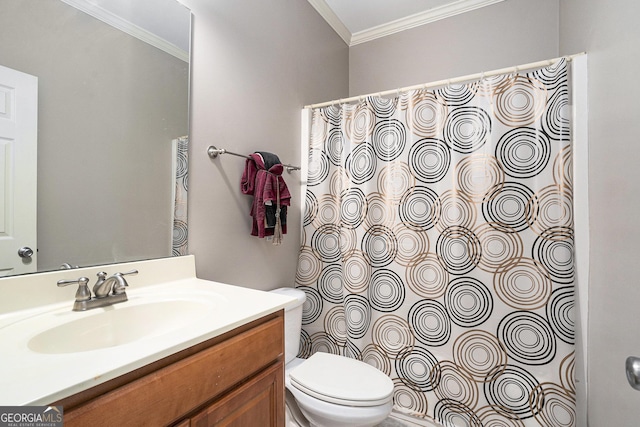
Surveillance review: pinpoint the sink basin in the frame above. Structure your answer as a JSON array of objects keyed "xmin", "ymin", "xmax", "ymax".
[{"xmin": 28, "ymin": 299, "xmax": 211, "ymax": 354}]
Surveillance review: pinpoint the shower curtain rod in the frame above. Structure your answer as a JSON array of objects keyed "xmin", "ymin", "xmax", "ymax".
[
  {"xmin": 207, "ymin": 145, "xmax": 301, "ymax": 172},
  {"xmin": 304, "ymin": 52, "xmax": 586, "ymax": 109}
]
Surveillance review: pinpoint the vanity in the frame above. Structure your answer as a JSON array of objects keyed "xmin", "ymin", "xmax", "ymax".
[{"xmin": 0, "ymin": 255, "xmax": 294, "ymax": 426}]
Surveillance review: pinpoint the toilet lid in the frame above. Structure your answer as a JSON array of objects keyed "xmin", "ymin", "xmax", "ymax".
[{"xmin": 289, "ymin": 352, "xmax": 394, "ymax": 407}]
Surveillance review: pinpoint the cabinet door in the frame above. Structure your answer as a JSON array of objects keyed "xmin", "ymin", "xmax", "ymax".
[{"xmin": 191, "ymin": 362, "xmax": 284, "ymax": 427}]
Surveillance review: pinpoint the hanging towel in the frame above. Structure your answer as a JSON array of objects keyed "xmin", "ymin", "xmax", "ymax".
[{"xmin": 241, "ymin": 151, "xmax": 290, "ymax": 243}]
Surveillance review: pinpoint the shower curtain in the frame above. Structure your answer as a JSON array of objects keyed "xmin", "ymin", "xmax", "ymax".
[{"xmin": 296, "ymin": 59, "xmax": 575, "ymax": 426}]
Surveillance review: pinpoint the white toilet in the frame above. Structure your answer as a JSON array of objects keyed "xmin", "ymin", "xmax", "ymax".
[{"xmin": 271, "ymin": 287, "xmax": 394, "ymax": 427}]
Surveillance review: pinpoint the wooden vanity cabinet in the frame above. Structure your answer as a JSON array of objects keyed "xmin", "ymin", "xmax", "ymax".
[{"xmin": 54, "ymin": 311, "xmax": 285, "ymax": 427}]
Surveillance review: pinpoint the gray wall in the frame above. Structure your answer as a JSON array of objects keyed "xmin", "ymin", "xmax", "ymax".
[
  {"xmin": 0, "ymin": 0, "xmax": 189, "ymax": 271},
  {"xmin": 71, "ymin": 0, "xmax": 637, "ymax": 421},
  {"xmin": 349, "ymin": 0, "xmax": 559, "ymax": 96},
  {"xmin": 182, "ymin": 0, "xmax": 348, "ymax": 289},
  {"xmin": 560, "ymin": 0, "xmax": 640, "ymax": 424}
]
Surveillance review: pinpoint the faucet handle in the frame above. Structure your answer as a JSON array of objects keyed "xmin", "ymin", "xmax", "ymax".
[
  {"xmin": 112, "ymin": 269, "xmax": 138, "ymax": 295},
  {"xmin": 118, "ymin": 269, "xmax": 138, "ymax": 277},
  {"xmin": 57, "ymin": 277, "xmax": 92, "ymax": 302}
]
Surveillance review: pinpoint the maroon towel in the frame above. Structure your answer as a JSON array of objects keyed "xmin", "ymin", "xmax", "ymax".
[{"xmin": 241, "ymin": 152, "xmax": 291, "ymax": 238}]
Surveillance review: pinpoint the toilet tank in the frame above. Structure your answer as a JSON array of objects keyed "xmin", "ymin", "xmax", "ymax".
[{"xmin": 270, "ymin": 287, "xmax": 306, "ymax": 364}]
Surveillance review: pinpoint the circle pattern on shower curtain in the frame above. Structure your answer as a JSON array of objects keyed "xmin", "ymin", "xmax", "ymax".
[
  {"xmin": 299, "ymin": 286, "xmax": 323, "ymax": 325},
  {"xmin": 367, "ymin": 96, "xmax": 397, "ymax": 119},
  {"xmin": 433, "ymin": 190, "xmax": 477, "ymax": 232},
  {"xmin": 340, "ymin": 188, "xmax": 367, "ymax": 229},
  {"xmin": 474, "ymin": 222, "xmax": 524, "ymax": 272},
  {"xmin": 297, "ymin": 59, "xmax": 574, "ymax": 426},
  {"xmin": 496, "ymin": 127, "xmax": 551, "ymax": 178},
  {"xmin": 559, "ymin": 352, "xmax": 576, "ymax": 395},
  {"xmin": 311, "ymin": 224, "xmax": 342, "ymax": 262},
  {"xmin": 344, "ymin": 294, "xmax": 371, "ymax": 339},
  {"xmin": 368, "ymin": 268, "xmax": 405, "ymax": 312},
  {"xmin": 433, "ymin": 399, "xmax": 483, "ymax": 427},
  {"xmin": 435, "ymin": 225, "xmax": 482, "ymax": 275},
  {"xmin": 345, "ymin": 103, "xmax": 375, "ymax": 143},
  {"xmin": 406, "ymin": 91, "xmax": 448, "ymax": 138},
  {"xmin": 482, "ymin": 182, "xmax": 537, "ymax": 233},
  {"xmin": 399, "ymin": 186, "xmax": 439, "ymax": 230},
  {"xmin": 445, "ymin": 277, "xmax": 493, "ymax": 327},
  {"xmin": 395, "ymin": 346, "xmax": 440, "ymax": 392},
  {"xmin": 553, "ymin": 146, "xmax": 573, "ymax": 189},
  {"xmin": 530, "ymin": 382, "xmax": 576, "ymax": 427},
  {"xmin": 392, "ymin": 378, "xmax": 430, "ymax": 415},
  {"xmin": 361, "ymin": 225, "xmax": 398, "ymax": 267},
  {"xmin": 437, "ymin": 83, "xmax": 478, "ymax": 106},
  {"xmin": 377, "ymin": 161, "xmax": 415, "ymax": 203},
  {"xmin": 444, "ymin": 106, "xmax": 492, "ymax": 153},
  {"xmin": 409, "ymin": 138, "xmax": 451, "ymax": 183},
  {"xmin": 497, "ymin": 311, "xmax": 557, "ymax": 365},
  {"xmin": 527, "ymin": 185, "xmax": 574, "ymax": 236},
  {"xmin": 346, "ymin": 142, "xmax": 377, "ymax": 184},
  {"xmin": 453, "ymin": 330, "xmax": 508, "ymax": 382},
  {"xmin": 364, "ymin": 192, "xmax": 396, "ymax": 229},
  {"xmin": 484, "ymin": 364, "xmax": 542, "ymax": 419},
  {"xmin": 393, "ymin": 224, "xmax": 430, "ymax": 266},
  {"xmin": 493, "ymin": 257, "xmax": 552, "ymax": 310},
  {"xmin": 372, "ymin": 119, "xmax": 407, "ymax": 161},
  {"xmin": 408, "ymin": 299, "xmax": 451, "ymax": 346},
  {"xmin": 362, "ymin": 344, "xmax": 393, "ymax": 375},
  {"xmin": 455, "ymin": 154, "xmax": 505, "ymax": 202},
  {"xmin": 493, "ymin": 75, "xmax": 547, "ymax": 127},
  {"xmin": 342, "ymin": 250, "xmax": 371, "ymax": 293},
  {"xmin": 432, "ymin": 360, "xmax": 479, "ymax": 409},
  {"xmin": 532, "ymin": 228, "xmax": 575, "ymax": 284},
  {"xmin": 372, "ymin": 315, "xmax": 414, "ymax": 358},
  {"xmin": 543, "ymin": 86, "xmax": 570, "ymax": 140},
  {"xmin": 317, "ymin": 263, "xmax": 344, "ymax": 304},
  {"xmin": 323, "ymin": 306, "xmax": 347, "ymax": 346},
  {"xmin": 546, "ymin": 286, "xmax": 575, "ymax": 344},
  {"xmin": 406, "ymin": 253, "xmax": 449, "ymax": 299},
  {"xmin": 325, "ymin": 128, "xmax": 343, "ymax": 166}
]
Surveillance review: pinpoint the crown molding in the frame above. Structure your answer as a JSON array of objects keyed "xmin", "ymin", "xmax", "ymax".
[
  {"xmin": 307, "ymin": 0, "xmax": 352, "ymax": 45},
  {"xmin": 309, "ymin": 0, "xmax": 507, "ymax": 47},
  {"xmin": 60, "ymin": 0, "xmax": 188, "ymax": 62},
  {"xmin": 351, "ymin": 0, "xmax": 506, "ymax": 46}
]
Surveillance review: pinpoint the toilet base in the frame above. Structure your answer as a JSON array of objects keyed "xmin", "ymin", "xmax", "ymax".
[{"xmin": 286, "ymin": 389, "xmax": 310, "ymax": 427}]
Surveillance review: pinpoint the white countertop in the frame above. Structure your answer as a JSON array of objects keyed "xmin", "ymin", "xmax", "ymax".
[{"xmin": 0, "ymin": 256, "xmax": 294, "ymax": 405}]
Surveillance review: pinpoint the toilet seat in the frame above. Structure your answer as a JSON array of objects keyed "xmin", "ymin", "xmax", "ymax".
[{"xmin": 288, "ymin": 352, "xmax": 394, "ymax": 407}]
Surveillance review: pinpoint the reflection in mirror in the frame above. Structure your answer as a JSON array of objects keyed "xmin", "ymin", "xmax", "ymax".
[{"xmin": 0, "ymin": 0, "xmax": 190, "ymax": 276}]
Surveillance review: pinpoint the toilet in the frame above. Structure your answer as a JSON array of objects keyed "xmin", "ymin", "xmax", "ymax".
[{"xmin": 271, "ymin": 287, "xmax": 394, "ymax": 427}]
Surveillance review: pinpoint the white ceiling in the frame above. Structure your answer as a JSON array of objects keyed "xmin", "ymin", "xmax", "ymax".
[{"xmin": 309, "ymin": 0, "xmax": 506, "ymax": 46}]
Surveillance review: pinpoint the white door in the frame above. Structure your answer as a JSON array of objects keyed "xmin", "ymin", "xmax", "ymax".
[{"xmin": 0, "ymin": 65, "xmax": 37, "ymax": 276}]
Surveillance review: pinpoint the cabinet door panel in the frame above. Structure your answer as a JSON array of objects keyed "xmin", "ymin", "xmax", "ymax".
[{"xmin": 191, "ymin": 362, "xmax": 284, "ymax": 427}]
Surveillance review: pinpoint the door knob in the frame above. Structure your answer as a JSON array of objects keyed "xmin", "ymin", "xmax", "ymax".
[
  {"xmin": 626, "ymin": 356, "xmax": 640, "ymax": 390},
  {"xmin": 18, "ymin": 246, "xmax": 33, "ymax": 258}
]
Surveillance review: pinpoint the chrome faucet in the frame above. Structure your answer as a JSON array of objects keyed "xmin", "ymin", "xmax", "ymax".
[{"xmin": 57, "ymin": 269, "xmax": 138, "ymax": 311}]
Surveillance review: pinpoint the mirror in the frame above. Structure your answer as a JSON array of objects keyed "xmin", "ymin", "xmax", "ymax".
[{"xmin": 0, "ymin": 0, "xmax": 190, "ymax": 276}]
